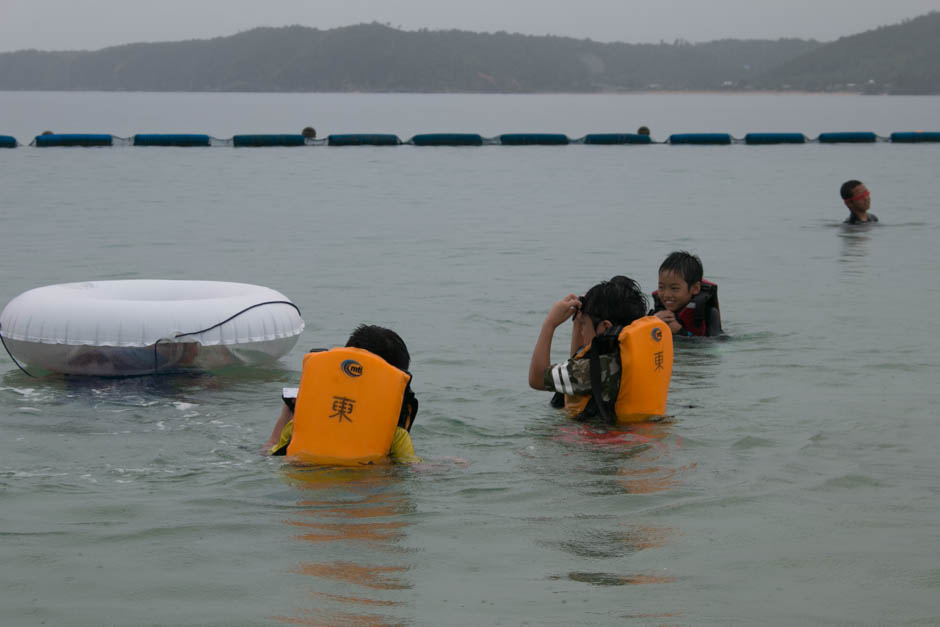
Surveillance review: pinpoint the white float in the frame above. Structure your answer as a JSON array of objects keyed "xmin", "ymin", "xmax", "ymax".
[{"xmin": 0, "ymin": 280, "xmax": 305, "ymax": 376}]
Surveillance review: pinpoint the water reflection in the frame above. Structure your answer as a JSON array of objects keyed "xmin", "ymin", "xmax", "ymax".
[
  {"xmin": 612, "ymin": 421, "xmax": 693, "ymax": 495},
  {"xmin": 552, "ymin": 420, "xmax": 684, "ymax": 496},
  {"xmin": 838, "ymin": 224, "xmax": 873, "ymax": 276},
  {"xmin": 553, "ymin": 522, "xmax": 674, "ymax": 560},
  {"xmin": 272, "ymin": 466, "xmax": 414, "ymax": 626},
  {"xmin": 0, "ymin": 363, "xmax": 295, "ymax": 406},
  {"xmin": 670, "ymin": 337, "xmax": 722, "ymax": 391},
  {"xmin": 547, "ymin": 419, "xmax": 687, "ymax": 600},
  {"xmin": 555, "ymin": 419, "xmax": 693, "ymax": 499}
]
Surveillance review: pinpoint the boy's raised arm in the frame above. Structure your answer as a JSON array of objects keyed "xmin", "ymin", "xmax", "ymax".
[{"xmin": 528, "ymin": 294, "xmax": 581, "ymax": 390}]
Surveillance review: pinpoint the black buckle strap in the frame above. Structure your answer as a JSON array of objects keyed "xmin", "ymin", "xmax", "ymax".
[{"xmin": 398, "ymin": 381, "xmax": 418, "ymax": 431}]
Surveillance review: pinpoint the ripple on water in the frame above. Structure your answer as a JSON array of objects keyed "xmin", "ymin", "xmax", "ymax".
[
  {"xmin": 815, "ymin": 473, "xmax": 885, "ymax": 490},
  {"xmin": 551, "ymin": 571, "xmax": 678, "ymax": 587},
  {"xmin": 731, "ymin": 435, "xmax": 776, "ymax": 449}
]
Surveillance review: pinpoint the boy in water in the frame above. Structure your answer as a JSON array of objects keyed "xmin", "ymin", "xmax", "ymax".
[
  {"xmin": 264, "ymin": 324, "xmax": 420, "ymax": 462},
  {"xmin": 840, "ymin": 180, "xmax": 878, "ymax": 224},
  {"xmin": 651, "ymin": 251, "xmax": 722, "ymax": 337},
  {"xmin": 528, "ymin": 276, "xmax": 648, "ymax": 417}
]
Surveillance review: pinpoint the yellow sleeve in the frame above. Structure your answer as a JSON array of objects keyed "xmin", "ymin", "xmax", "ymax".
[
  {"xmin": 389, "ymin": 426, "xmax": 421, "ymax": 463},
  {"xmin": 267, "ymin": 419, "xmax": 294, "ymax": 456}
]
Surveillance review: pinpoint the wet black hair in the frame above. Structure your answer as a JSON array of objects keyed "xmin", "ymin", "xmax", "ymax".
[
  {"xmin": 840, "ymin": 179, "xmax": 864, "ymax": 200},
  {"xmin": 580, "ymin": 275, "xmax": 648, "ymax": 329},
  {"xmin": 345, "ymin": 324, "xmax": 410, "ymax": 371},
  {"xmin": 659, "ymin": 251, "xmax": 703, "ymax": 288}
]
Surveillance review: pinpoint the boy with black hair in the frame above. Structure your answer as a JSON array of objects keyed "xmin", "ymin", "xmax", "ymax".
[
  {"xmin": 840, "ymin": 179, "xmax": 878, "ymax": 224},
  {"xmin": 561, "ymin": 275, "xmax": 649, "ymax": 357},
  {"xmin": 265, "ymin": 324, "xmax": 420, "ymax": 462},
  {"xmin": 529, "ymin": 276, "xmax": 670, "ymax": 422},
  {"xmin": 651, "ymin": 251, "xmax": 722, "ymax": 337}
]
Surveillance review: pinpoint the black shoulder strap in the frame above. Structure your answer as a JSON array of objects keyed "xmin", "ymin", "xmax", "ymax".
[
  {"xmin": 587, "ymin": 345, "xmax": 614, "ymax": 423},
  {"xmin": 398, "ymin": 380, "xmax": 418, "ymax": 431},
  {"xmin": 700, "ymin": 282, "xmax": 719, "ymax": 303},
  {"xmin": 586, "ymin": 326, "xmax": 622, "ymax": 424},
  {"xmin": 591, "ymin": 328, "xmax": 622, "ymax": 355},
  {"xmin": 689, "ymin": 291, "xmax": 711, "ymax": 323},
  {"xmin": 650, "ymin": 292, "xmax": 665, "ymax": 314},
  {"xmin": 707, "ymin": 307, "xmax": 723, "ymax": 337},
  {"xmin": 690, "ymin": 283, "xmax": 719, "ymax": 326},
  {"xmin": 704, "ymin": 282, "xmax": 719, "ymax": 313}
]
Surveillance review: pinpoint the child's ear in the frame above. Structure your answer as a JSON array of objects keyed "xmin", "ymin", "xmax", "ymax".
[
  {"xmin": 596, "ymin": 320, "xmax": 613, "ymax": 334},
  {"xmin": 690, "ymin": 281, "xmax": 702, "ymax": 296}
]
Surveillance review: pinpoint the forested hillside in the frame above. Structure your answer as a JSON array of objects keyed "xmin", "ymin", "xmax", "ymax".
[
  {"xmin": 0, "ymin": 23, "xmax": 817, "ymax": 92},
  {"xmin": 750, "ymin": 12, "xmax": 940, "ymax": 93},
  {"xmin": 1, "ymin": 14, "xmax": 937, "ymax": 94}
]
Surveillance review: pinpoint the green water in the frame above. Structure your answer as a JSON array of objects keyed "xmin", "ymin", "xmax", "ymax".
[{"xmin": 1, "ymin": 93, "xmax": 939, "ymax": 626}]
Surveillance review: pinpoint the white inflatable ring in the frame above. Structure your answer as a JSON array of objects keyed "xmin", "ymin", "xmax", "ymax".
[{"xmin": 0, "ymin": 280, "xmax": 305, "ymax": 376}]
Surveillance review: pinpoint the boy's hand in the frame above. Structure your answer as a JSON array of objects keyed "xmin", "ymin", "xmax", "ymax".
[
  {"xmin": 545, "ymin": 294, "xmax": 581, "ymax": 328},
  {"xmin": 654, "ymin": 310, "xmax": 683, "ymax": 334},
  {"xmin": 530, "ymin": 293, "xmax": 580, "ymax": 390}
]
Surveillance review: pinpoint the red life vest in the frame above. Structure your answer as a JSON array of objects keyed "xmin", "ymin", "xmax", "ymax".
[{"xmin": 651, "ymin": 280, "xmax": 720, "ymax": 337}]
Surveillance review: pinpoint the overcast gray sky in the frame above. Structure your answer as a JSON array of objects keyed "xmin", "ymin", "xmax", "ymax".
[{"xmin": 1, "ymin": 0, "xmax": 938, "ymax": 52}]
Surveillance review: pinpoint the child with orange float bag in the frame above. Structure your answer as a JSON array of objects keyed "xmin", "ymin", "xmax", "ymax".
[
  {"xmin": 265, "ymin": 324, "xmax": 420, "ymax": 464},
  {"xmin": 528, "ymin": 276, "xmax": 673, "ymax": 424}
]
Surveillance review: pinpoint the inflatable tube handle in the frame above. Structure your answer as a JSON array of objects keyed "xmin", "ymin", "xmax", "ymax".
[{"xmin": 151, "ymin": 300, "xmax": 303, "ymax": 374}]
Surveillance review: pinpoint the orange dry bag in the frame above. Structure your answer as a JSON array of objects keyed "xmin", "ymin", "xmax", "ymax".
[
  {"xmin": 287, "ymin": 347, "xmax": 411, "ymax": 465},
  {"xmin": 564, "ymin": 316, "xmax": 673, "ymax": 424}
]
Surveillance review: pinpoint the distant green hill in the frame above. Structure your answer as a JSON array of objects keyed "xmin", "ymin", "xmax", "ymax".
[
  {"xmin": 749, "ymin": 11, "xmax": 940, "ymax": 93},
  {"xmin": 2, "ymin": 16, "xmax": 937, "ymax": 94},
  {"xmin": 0, "ymin": 23, "xmax": 818, "ymax": 92}
]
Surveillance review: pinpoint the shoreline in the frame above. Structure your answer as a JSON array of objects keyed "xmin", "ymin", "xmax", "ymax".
[{"xmin": 0, "ymin": 89, "xmax": 922, "ymax": 96}]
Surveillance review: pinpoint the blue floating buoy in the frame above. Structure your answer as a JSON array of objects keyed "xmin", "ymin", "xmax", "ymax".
[
  {"xmin": 499, "ymin": 133, "xmax": 569, "ymax": 146},
  {"xmin": 35, "ymin": 133, "xmax": 113, "ymax": 147},
  {"xmin": 232, "ymin": 134, "xmax": 306, "ymax": 147},
  {"xmin": 583, "ymin": 133, "xmax": 652, "ymax": 145},
  {"xmin": 411, "ymin": 133, "xmax": 483, "ymax": 146},
  {"xmin": 18, "ymin": 128, "xmax": 940, "ymax": 151},
  {"xmin": 327, "ymin": 134, "xmax": 401, "ymax": 146},
  {"xmin": 0, "ymin": 135, "xmax": 16, "ymax": 148},
  {"xmin": 133, "ymin": 134, "xmax": 211, "ymax": 147},
  {"xmin": 817, "ymin": 132, "xmax": 877, "ymax": 144},
  {"xmin": 890, "ymin": 131, "xmax": 940, "ymax": 143},
  {"xmin": 744, "ymin": 133, "xmax": 806, "ymax": 145},
  {"xmin": 668, "ymin": 133, "xmax": 732, "ymax": 145}
]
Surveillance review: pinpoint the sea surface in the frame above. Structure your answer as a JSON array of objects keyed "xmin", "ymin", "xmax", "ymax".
[{"xmin": 1, "ymin": 92, "xmax": 939, "ymax": 626}]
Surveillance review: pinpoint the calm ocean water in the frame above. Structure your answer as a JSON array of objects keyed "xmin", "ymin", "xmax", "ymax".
[{"xmin": 1, "ymin": 92, "xmax": 939, "ymax": 626}]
